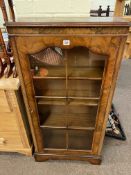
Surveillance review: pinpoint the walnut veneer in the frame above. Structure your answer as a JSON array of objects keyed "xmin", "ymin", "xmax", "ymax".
[{"xmin": 6, "ymin": 17, "xmax": 129, "ymax": 164}]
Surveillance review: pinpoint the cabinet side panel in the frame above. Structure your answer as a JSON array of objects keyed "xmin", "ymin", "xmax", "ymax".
[
  {"xmin": 10, "ymin": 37, "xmax": 44, "ymax": 152},
  {"xmin": 92, "ymin": 36, "xmax": 127, "ymax": 154}
]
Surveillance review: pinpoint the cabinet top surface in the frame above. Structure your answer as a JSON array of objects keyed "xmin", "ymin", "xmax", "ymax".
[{"xmin": 5, "ymin": 17, "xmax": 129, "ymax": 27}]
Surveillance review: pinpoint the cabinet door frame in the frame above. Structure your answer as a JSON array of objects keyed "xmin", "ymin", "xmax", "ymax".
[{"xmin": 11, "ymin": 34, "xmax": 126, "ymax": 154}]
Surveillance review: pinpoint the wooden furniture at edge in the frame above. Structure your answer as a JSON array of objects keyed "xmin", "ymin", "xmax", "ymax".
[
  {"xmin": 123, "ymin": 16, "xmax": 131, "ymax": 59},
  {"xmin": 6, "ymin": 17, "xmax": 129, "ymax": 164},
  {"xmin": 0, "ymin": 77, "xmax": 32, "ymax": 156},
  {"xmin": 114, "ymin": 0, "xmax": 131, "ymax": 59}
]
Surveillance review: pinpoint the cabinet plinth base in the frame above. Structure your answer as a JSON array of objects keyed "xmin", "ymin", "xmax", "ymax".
[{"xmin": 34, "ymin": 152, "xmax": 102, "ymax": 165}]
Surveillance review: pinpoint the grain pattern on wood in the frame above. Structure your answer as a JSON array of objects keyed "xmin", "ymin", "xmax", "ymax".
[
  {"xmin": 92, "ymin": 36, "xmax": 126, "ymax": 154},
  {"xmin": 0, "ymin": 88, "xmax": 32, "ymax": 155},
  {"xmin": 123, "ymin": 18, "xmax": 131, "ymax": 59},
  {"xmin": 0, "ymin": 90, "xmax": 11, "ymax": 112},
  {"xmin": 114, "ymin": 0, "xmax": 125, "ymax": 17},
  {"xmin": 114, "ymin": 1, "xmax": 131, "ymax": 59},
  {"xmin": 0, "ymin": 112, "xmax": 19, "ymax": 132},
  {"xmin": 11, "ymin": 37, "xmax": 43, "ymax": 152}
]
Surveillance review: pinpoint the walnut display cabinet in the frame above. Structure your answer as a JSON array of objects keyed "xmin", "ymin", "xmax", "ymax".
[{"xmin": 6, "ymin": 17, "xmax": 129, "ymax": 164}]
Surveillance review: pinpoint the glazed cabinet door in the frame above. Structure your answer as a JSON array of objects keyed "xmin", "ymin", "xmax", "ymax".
[{"xmin": 11, "ymin": 35, "xmax": 124, "ymax": 155}]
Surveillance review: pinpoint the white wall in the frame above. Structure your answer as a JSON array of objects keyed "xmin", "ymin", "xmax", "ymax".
[
  {"xmin": 91, "ymin": 0, "xmax": 115, "ymax": 10},
  {"xmin": 0, "ymin": 0, "xmax": 116, "ymax": 27},
  {"xmin": 13, "ymin": 0, "xmax": 91, "ymax": 18}
]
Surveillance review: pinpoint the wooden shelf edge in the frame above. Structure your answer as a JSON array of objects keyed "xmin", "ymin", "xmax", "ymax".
[
  {"xmin": 36, "ymin": 96, "xmax": 100, "ymax": 100},
  {"xmin": 33, "ymin": 76, "xmax": 102, "ymax": 80},
  {"xmin": 37, "ymin": 101, "xmax": 98, "ymax": 106},
  {"xmin": 33, "ymin": 76, "xmax": 65, "ymax": 80},
  {"xmin": 43, "ymin": 148, "xmax": 92, "ymax": 152},
  {"xmin": 40, "ymin": 125, "xmax": 95, "ymax": 130}
]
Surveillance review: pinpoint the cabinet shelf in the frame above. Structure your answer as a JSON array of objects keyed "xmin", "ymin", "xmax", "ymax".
[
  {"xmin": 68, "ymin": 67, "xmax": 103, "ymax": 80},
  {"xmin": 42, "ymin": 129, "xmax": 94, "ymax": 150},
  {"xmin": 40, "ymin": 113, "xmax": 96, "ymax": 130},
  {"xmin": 37, "ymin": 98, "xmax": 99, "ymax": 106},
  {"xmin": 33, "ymin": 67, "xmax": 65, "ymax": 79},
  {"xmin": 33, "ymin": 67, "xmax": 103, "ymax": 80},
  {"xmin": 34, "ymin": 78, "xmax": 102, "ymax": 98},
  {"xmin": 35, "ymin": 90, "xmax": 100, "ymax": 98}
]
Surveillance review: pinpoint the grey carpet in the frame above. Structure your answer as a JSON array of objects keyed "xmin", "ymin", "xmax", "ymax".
[{"xmin": 0, "ymin": 60, "xmax": 131, "ymax": 175}]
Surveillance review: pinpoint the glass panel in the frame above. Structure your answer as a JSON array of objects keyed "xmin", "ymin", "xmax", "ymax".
[
  {"xmin": 68, "ymin": 79, "xmax": 102, "ymax": 98},
  {"xmin": 28, "ymin": 46, "xmax": 107, "ymax": 151},
  {"xmin": 68, "ymin": 130, "xmax": 94, "ymax": 150},
  {"xmin": 29, "ymin": 47, "xmax": 65, "ymax": 78},
  {"xmin": 34, "ymin": 79, "xmax": 66, "ymax": 97},
  {"xmin": 42, "ymin": 129, "xmax": 66, "ymax": 149},
  {"xmin": 39, "ymin": 105, "xmax": 97, "ymax": 129}
]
